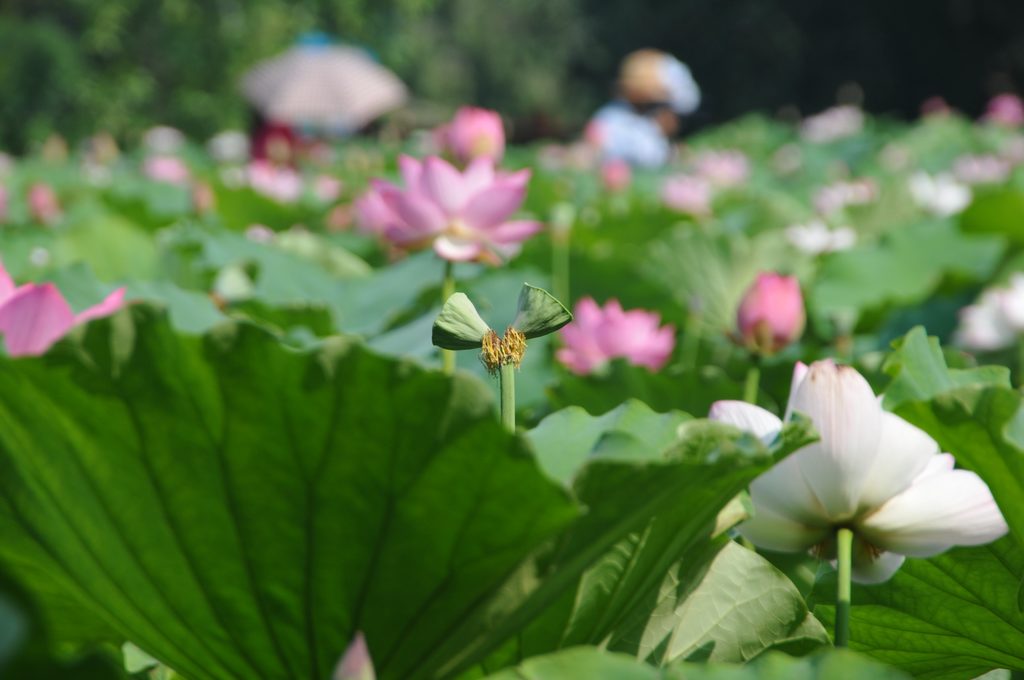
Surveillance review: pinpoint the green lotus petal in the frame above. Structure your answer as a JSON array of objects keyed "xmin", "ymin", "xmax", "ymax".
[
  {"xmin": 432, "ymin": 292, "xmax": 492, "ymax": 350},
  {"xmin": 511, "ymin": 284, "xmax": 572, "ymax": 339}
]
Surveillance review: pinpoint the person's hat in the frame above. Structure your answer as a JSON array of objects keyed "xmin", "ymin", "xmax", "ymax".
[{"xmin": 618, "ymin": 49, "xmax": 700, "ymax": 115}]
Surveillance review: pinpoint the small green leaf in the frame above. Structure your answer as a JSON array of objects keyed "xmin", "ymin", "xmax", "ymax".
[
  {"xmin": 431, "ymin": 292, "xmax": 492, "ymax": 349},
  {"xmin": 511, "ymin": 284, "xmax": 572, "ymax": 339}
]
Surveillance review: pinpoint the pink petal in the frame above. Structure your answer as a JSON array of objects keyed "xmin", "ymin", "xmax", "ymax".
[
  {"xmin": 75, "ymin": 288, "xmax": 126, "ymax": 325},
  {"xmin": 0, "ymin": 260, "xmax": 15, "ymax": 304},
  {"xmin": 463, "ymin": 158, "xmax": 496, "ymax": 195},
  {"xmin": 462, "ymin": 183, "xmax": 527, "ymax": 229},
  {"xmin": 381, "ymin": 190, "xmax": 447, "ymax": 238},
  {"xmin": 422, "ymin": 157, "xmax": 469, "ymax": 215},
  {"xmin": 487, "ymin": 220, "xmax": 543, "ymax": 245},
  {"xmin": 333, "ymin": 632, "xmax": 375, "ymax": 680},
  {"xmin": 397, "ymin": 155, "xmax": 424, "ymax": 191},
  {"xmin": 0, "ymin": 284, "xmax": 76, "ymax": 356}
]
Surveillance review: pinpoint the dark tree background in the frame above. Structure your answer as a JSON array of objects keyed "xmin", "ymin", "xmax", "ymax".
[{"xmin": 1, "ymin": 0, "xmax": 1023, "ymax": 152}]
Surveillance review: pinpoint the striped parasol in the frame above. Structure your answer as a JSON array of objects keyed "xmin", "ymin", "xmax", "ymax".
[{"xmin": 241, "ymin": 39, "xmax": 408, "ymax": 131}]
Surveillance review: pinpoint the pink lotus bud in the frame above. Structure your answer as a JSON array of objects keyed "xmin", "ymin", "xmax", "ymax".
[
  {"xmin": 333, "ymin": 632, "xmax": 375, "ymax": 680},
  {"xmin": 192, "ymin": 182, "xmax": 216, "ymax": 214},
  {"xmin": 984, "ymin": 94, "xmax": 1024, "ymax": 127},
  {"xmin": 144, "ymin": 155, "xmax": 190, "ymax": 185},
  {"xmin": 660, "ymin": 174, "xmax": 712, "ymax": 216},
  {"xmin": 446, "ymin": 107, "xmax": 505, "ymax": 164},
  {"xmin": 600, "ymin": 159, "xmax": 632, "ymax": 192},
  {"xmin": 28, "ymin": 183, "xmax": 61, "ymax": 225},
  {"xmin": 736, "ymin": 273, "xmax": 805, "ymax": 354}
]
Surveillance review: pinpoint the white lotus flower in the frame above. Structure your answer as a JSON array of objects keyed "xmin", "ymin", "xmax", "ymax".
[
  {"xmin": 907, "ymin": 172, "xmax": 971, "ymax": 216},
  {"xmin": 785, "ymin": 220, "xmax": 856, "ymax": 255},
  {"xmin": 710, "ymin": 360, "xmax": 1007, "ymax": 583}
]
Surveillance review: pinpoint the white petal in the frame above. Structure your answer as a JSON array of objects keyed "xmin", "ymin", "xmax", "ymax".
[
  {"xmin": 859, "ymin": 468, "xmax": 1008, "ymax": 557},
  {"xmin": 787, "ymin": 361, "xmax": 883, "ymax": 520},
  {"xmin": 748, "ymin": 451, "xmax": 829, "ymax": 527},
  {"xmin": 708, "ymin": 400, "xmax": 782, "ymax": 443},
  {"xmin": 851, "ymin": 550, "xmax": 905, "ymax": 584},
  {"xmin": 783, "ymin": 361, "xmax": 810, "ymax": 420},
  {"xmin": 737, "ymin": 502, "xmax": 829, "ymax": 552},
  {"xmin": 856, "ymin": 413, "xmax": 938, "ymax": 511}
]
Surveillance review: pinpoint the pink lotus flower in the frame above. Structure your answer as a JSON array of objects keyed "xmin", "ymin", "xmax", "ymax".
[
  {"xmin": 445, "ymin": 107, "xmax": 505, "ymax": 164},
  {"xmin": 693, "ymin": 149, "xmax": 750, "ymax": 188},
  {"xmin": 813, "ymin": 178, "xmax": 877, "ymax": 215},
  {"xmin": 0, "ymin": 260, "xmax": 124, "ymax": 356},
  {"xmin": 984, "ymin": 93, "xmax": 1024, "ymax": 127},
  {"xmin": 247, "ymin": 161, "xmax": 303, "ymax": 203},
  {"xmin": 736, "ymin": 273, "xmax": 805, "ymax": 354},
  {"xmin": 353, "ymin": 186, "xmax": 394, "ymax": 236},
  {"xmin": 601, "ymin": 159, "xmax": 632, "ymax": 192},
  {"xmin": 952, "ymin": 154, "xmax": 1011, "ymax": 185},
  {"xmin": 28, "ymin": 183, "xmax": 61, "ymax": 225},
  {"xmin": 370, "ymin": 155, "xmax": 541, "ymax": 263},
  {"xmin": 144, "ymin": 155, "xmax": 190, "ymax": 185},
  {"xmin": 661, "ymin": 174, "xmax": 712, "ymax": 216},
  {"xmin": 557, "ymin": 297, "xmax": 675, "ymax": 375}
]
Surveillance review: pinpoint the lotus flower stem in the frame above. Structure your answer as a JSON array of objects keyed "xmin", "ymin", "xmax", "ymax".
[
  {"xmin": 681, "ymin": 311, "xmax": 701, "ymax": 371},
  {"xmin": 743, "ymin": 364, "xmax": 760, "ymax": 404},
  {"xmin": 499, "ymin": 362, "xmax": 516, "ymax": 431},
  {"xmin": 441, "ymin": 261, "xmax": 456, "ymax": 375},
  {"xmin": 835, "ymin": 527, "xmax": 854, "ymax": 647}
]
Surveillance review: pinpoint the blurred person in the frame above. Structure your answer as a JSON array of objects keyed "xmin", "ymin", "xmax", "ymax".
[{"xmin": 586, "ymin": 49, "xmax": 701, "ymax": 168}]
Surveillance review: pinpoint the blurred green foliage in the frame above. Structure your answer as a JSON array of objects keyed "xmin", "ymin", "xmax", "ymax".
[{"xmin": 0, "ymin": 0, "xmax": 589, "ymax": 152}]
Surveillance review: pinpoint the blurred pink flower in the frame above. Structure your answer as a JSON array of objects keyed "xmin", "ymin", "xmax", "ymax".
[
  {"xmin": 600, "ymin": 159, "xmax": 632, "ymax": 192},
  {"xmin": 28, "ymin": 183, "xmax": 61, "ymax": 225},
  {"xmin": 661, "ymin": 174, "xmax": 712, "ymax": 216},
  {"xmin": 193, "ymin": 182, "xmax": 215, "ymax": 214},
  {"xmin": 920, "ymin": 96, "xmax": 951, "ymax": 117},
  {"xmin": 144, "ymin": 155, "xmax": 190, "ymax": 185},
  {"xmin": 245, "ymin": 224, "xmax": 275, "ymax": 244},
  {"xmin": 736, "ymin": 273, "xmax": 805, "ymax": 354},
  {"xmin": 814, "ymin": 178, "xmax": 877, "ymax": 215},
  {"xmin": 445, "ymin": 107, "xmax": 505, "ymax": 164},
  {"xmin": 353, "ymin": 185, "xmax": 395, "ymax": 236},
  {"xmin": 952, "ymin": 154, "xmax": 1011, "ymax": 185},
  {"xmin": 333, "ymin": 632, "xmax": 375, "ymax": 680},
  {"xmin": 693, "ymin": 149, "xmax": 750, "ymax": 187},
  {"xmin": 370, "ymin": 155, "xmax": 541, "ymax": 263},
  {"xmin": 247, "ymin": 161, "xmax": 303, "ymax": 203},
  {"xmin": 801, "ymin": 105, "xmax": 864, "ymax": 143},
  {"xmin": 0, "ymin": 260, "xmax": 125, "ymax": 356},
  {"xmin": 314, "ymin": 175, "xmax": 344, "ymax": 203},
  {"xmin": 984, "ymin": 93, "xmax": 1024, "ymax": 127},
  {"xmin": 557, "ymin": 297, "xmax": 675, "ymax": 375}
]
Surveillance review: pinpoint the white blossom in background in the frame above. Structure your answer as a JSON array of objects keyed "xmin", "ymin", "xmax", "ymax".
[
  {"xmin": 785, "ymin": 220, "xmax": 856, "ymax": 255},
  {"xmin": 907, "ymin": 172, "xmax": 972, "ymax": 217},
  {"xmin": 710, "ymin": 361, "xmax": 1007, "ymax": 583},
  {"xmin": 801, "ymin": 105, "xmax": 865, "ymax": 143},
  {"xmin": 142, "ymin": 126, "xmax": 186, "ymax": 155},
  {"xmin": 207, "ymin": 130, "xmax": 250, "ymax": 165},
  {"xmin": 956, "ymin": 274, "xmax": 1024, "ymax": 351}
]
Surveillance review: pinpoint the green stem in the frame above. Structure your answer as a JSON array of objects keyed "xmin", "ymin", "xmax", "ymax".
[
  {"xmin": 499, "ymin": 362, "xmax": 516, "ymax": 432},
  {"xmin": 835, "ymin": 527, "xmax": 854, "ymax": 648},
  {"xmin": 441, "ymin": 260, "xmax": 456, "ymax": 375},
  {"xmin": 552, "ymin": 225, "xmax": 570, "ymax": 306},
  {"xmin": 681, "ymin": 310, "xmax": 701, "ymax": 371},
  {"xmin": 743, "ymin": 363, "xmax": 761, "ymax": 405}
]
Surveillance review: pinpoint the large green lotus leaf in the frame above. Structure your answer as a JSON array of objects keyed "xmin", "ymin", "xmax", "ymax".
[
  {"xmin": 809, "ymin": 221, "xmax": 1002, "ymax": 327},
  {"xmin": 445, "ymin": 415, "xmax": 820, "ymax": 676},
  {"xmin": 881, "ymin": 326, "xmax": 1010, "ymax": 411},
  {"xmin": 960, "ymin": 187, "xmax": 1024, "ymax": 244},
  {"xmin": 0, "ymin": 306, "xmax": 581, "ymax": 680},
  {"xmin": 482, "ymin": 647, "xmax": 908, "ymax": 680},
  {"xmin": 813, "ymin": 538, "xmax": 1024, "ymax": 679},
  {"xmin": 53, "ymin": 213, "xmax": 160, "ymax": 281}
]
